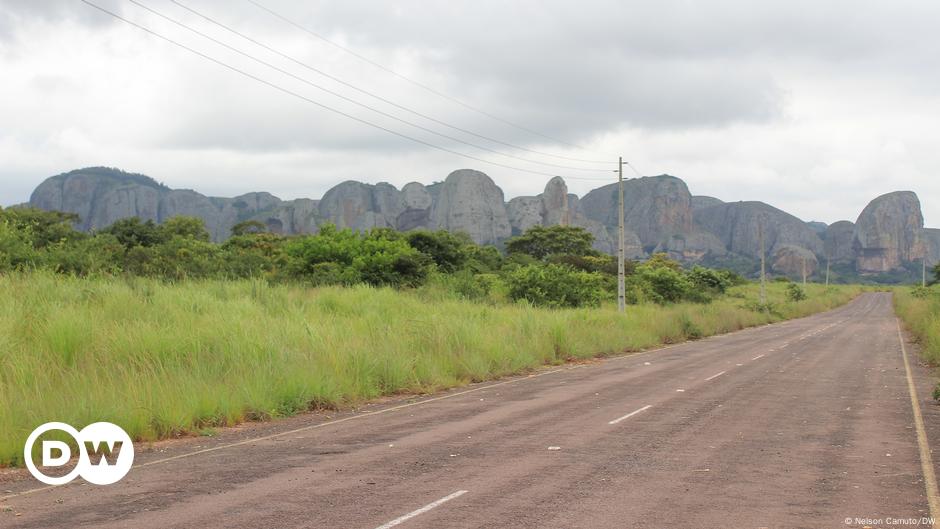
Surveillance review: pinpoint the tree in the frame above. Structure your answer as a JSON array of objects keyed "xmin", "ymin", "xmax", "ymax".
[
  {"xmin": 0, "ymin": 207, "xmax": 83, "ymax": 248},
  {"xmin": 284, "ymin": 224, "xmax": 431, "ymax": 287},
  {"xmin": 100, "ymin": 217, "xmax": 165, "ymax": 249},
  {"xmin": 643, "ymin": 252, "xmax": 683, "ymax": 272},
  {"xmin": 505, "ymin": 263, "xmax": 604, "ymax": 308},
  {"xmin": 160, "ymin": 216, "xmax": 210, "ymax": 242},
  {"xmin": 505, "ymin": 225, "xmax": 596, "ymax": 260},
  {"xmin": 231, "ymin": 220, "xmax": 267, "ymax": 237},
  {"xmin": 406, "ymin": 230, "xmax": 467, "ymax": 272}
]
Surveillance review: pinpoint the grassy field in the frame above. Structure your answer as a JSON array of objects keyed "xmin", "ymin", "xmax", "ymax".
[
  {"xmin": 894, "ymin": 287, "xmax": 940, "ymax": 365},
  {"xmin": 0, "ymin": 273, "xmax": 861, "ymax": 466}
]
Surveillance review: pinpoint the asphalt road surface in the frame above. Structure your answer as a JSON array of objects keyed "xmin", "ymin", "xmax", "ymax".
[{"xmin": 3, "ymin": 292, "xmax": 940, "ymax": 529}]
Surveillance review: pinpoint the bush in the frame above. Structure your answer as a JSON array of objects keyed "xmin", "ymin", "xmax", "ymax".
[
  {"xmin": 547, "ymin": 253, "xmax": 619, "ymax": 275},
  {"xmin": 688, "ymin": 266, "xmax": 733, "ymax": 294},
  {"xmin": 405, "ymin": 230, "xmax": 467, "ymax": 272},
  {"xmin": 285, "ymin": 224, "xmax": 431, "ymax": 288},
  {"xmin": 465, "ymin": 245, "xmax": 503, "ymax": 273},
  {"xmin": 221, "ymin": 232, "xmax": 288, "ymax": 279},
  {"xmin": 0, "ymin": 220, "xmax": 38, "ymax": 271},
  {"xmin": 785, "ymin": 283, "xmax": 807, "ymax": 301},
  {"xmin": 100, "ymin": 217, "xmax": 166, "ymax": 249},
  {"xmin": 0, "ymin": 207, "xmax": 82, "ymax": 248},
  {"xmin": 506, "ymin": 263, "xmax": 604, "ymax": 308},
  {"xmin": 632, "ymin": 265, "xmax": 695, "ymax": 304},
  {"xmin": 505, "ymin": 225, "xmax": 597, "ymax": 259}
]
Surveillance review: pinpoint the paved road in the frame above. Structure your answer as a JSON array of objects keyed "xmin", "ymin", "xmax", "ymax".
[{"xmin": 3, "ymin": 292, "xmax": 940, "ymax": 529}]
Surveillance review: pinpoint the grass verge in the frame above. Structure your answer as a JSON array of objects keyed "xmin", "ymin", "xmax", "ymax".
[
  {"xmin": 894, "ymin": 287, "xmax": 940, "ymax": 365},
  {"xmin": 0, "ymin": 272, "xmax": 861, "ymax": 466}
]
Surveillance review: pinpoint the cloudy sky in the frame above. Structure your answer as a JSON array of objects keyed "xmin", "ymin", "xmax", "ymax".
[{"xmin": 1, "ymin": 0, "xmax": 938, "ymax": 226}]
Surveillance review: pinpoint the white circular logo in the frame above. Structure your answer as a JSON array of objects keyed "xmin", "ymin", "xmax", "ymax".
[{"xmin": 23, "ymin": 421, "xmax": 134, "ymax": 486}]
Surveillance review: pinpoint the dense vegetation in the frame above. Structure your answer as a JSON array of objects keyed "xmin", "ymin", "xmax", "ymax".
[{"xmin": 0, "ymin": 207, "xmax": 746, "ymax": 308}]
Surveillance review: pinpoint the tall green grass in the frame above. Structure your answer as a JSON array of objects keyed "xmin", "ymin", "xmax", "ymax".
[
  {"xmin": 0, "ymin": 273, "xmax": 860, "ymax": 466},
  {"xmin": 894, "ymin": 287, "xmax": 940, "ymax": 364}
]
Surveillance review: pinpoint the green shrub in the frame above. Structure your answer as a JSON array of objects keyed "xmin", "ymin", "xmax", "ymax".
[
  {"xmin": 406, "ymin": 230, "xmax": 468, "ymax": 272},
  {"xmin": 785, "ymin": 283, "xmax": 807, "ymax": 301},
  {"xmin": 0, "ymin": 220, "xmax": 38, "ymax": 271},
  {"xmin": 689, "ymin": 266, "xmax": 733, "ymax": 294},
  {"xmin": 221, "ymin": 232, "xmax": 288, "ymax": 279},
  {"xmin": 505, "ymin": 225, "xmax": 597, "ymax": 259},
  {"xmin": 506, "ymin": 263, "xmax": 604, "ymax": 308},
  {"xmin": 286, "ymin": 224, "xmax": 431, "ymax": 288},
  {"xmin": 632, "ymin": 265, "xmax": 694, "ymax": 304}
]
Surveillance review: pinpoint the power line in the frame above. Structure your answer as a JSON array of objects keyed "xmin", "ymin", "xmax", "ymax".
[
  {"xmin": 126, "ymin": 0, "xmax": 612, "ymax": 175},
  {"xmin": 245, "ymin": 0, "xmax": 617, "ymax": 162},
  {"xmin": 172, "ymin": 0, "xmax": 616, "ymax": 169},
  {"xmin": 80, "ymin": 0, "xmax": 612, "ymax": 182}
]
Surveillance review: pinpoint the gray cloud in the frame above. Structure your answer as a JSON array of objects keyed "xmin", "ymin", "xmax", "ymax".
[{"xmin": 1, "ymin": 0, "xmax": 939, "ymax": 227}]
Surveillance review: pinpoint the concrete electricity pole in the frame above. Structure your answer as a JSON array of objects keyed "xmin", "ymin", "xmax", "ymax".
[
  {"xmin": 825, "ymin": 256, "xmax": 831, "ymax": 287},
  {"xmin": 758, "ymin": 218, "xmax": 766, "ymax": 305},
  {"xmin": 617, "ymin": 157, "xmax": 626, "ymax": 313},
  {"xmin": 802, "ymin": 256, "xmax": 807, "ymax": 286}
]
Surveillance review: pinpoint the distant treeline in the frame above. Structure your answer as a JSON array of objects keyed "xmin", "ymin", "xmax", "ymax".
[{"xmin": 0, "ymin": 207, "xmax": 747, "ymax": 307}]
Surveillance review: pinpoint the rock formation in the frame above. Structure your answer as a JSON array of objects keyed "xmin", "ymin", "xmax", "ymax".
[
  {"xmin": 771, "ymin": 244, "xmax": 818, "ymax": 277},
  {"xmin": 428, "ymin": 169, "xmax": 511, "ymax": 245},
  {"xmin": 823, "ymin": 221, "xmax": 856, "ymax": 264},
  {"xmin": 693, "ymin": 201, "xmax": 824, "ymax": 259},
  {"xmin": 580, "ymin": 175, "xmax": 693, "ymax": 250},
  {"xmin": 691, "ymin": 195, "xmax": 724, "ymax": 210},
  {"xmin": 853, "ymin": 191, "xmax": 924, "ymax": 273},
  {"xmin": 922, "ymin": 228, "xmax": 940, "ymax": 268},
  {"xmin": 24, "ymin": 167, "xmax": 937, "ymax": 280}
]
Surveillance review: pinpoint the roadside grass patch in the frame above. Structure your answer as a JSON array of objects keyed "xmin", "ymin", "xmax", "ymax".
[{"xmin": 0, "ymin": 272, "xmax": 861, "ymax": 466}]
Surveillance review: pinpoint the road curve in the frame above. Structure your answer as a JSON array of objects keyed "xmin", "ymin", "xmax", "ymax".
[{"xmin": 3, "ymin": 292, "xmax": 940, "ymax": 529}]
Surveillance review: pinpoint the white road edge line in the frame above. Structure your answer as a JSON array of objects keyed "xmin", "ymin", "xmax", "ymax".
[
  {"xmin": 752, "ymin": 354, "xmax": 765, "ymax": 360},
  {"xmin": 705, "ymin": 371, "xmax": 727, "ymax": 381},
  {"xmin": 608, "ymin": 405, "xmax": 652, "ymax": 425},
  {"xmin": 896, "ymin": 318, "xmax": 940, "ymax": 529},
  {"xmin": 373, "ymin": 490, "xmax": 468, "ymax": 529}
]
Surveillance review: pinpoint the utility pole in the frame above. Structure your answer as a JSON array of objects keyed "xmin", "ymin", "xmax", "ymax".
[
  {"xmin": 924, "ymin": 257, "xmax": 928, "ymax": 288},
  {"xmin": 758, "ymin": 218, "xmax": 766, "ymax": 305},
  {"xmin": 801, "ymin": 256, "xmax": 807, "ymax": 286},
  {"xmin": 825, "ymin": 255, "xmax": 831, "ymax": 287},
  {"xmin": 617, "ymin": 156, "xmax": 626, "ymax": 313}
]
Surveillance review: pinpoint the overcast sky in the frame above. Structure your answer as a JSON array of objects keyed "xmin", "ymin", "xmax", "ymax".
[{"xmin": 1, "ymin": 0, "xmax": 938, "ymax": 226}]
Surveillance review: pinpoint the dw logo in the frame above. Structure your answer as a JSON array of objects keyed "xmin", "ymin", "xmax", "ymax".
[{"xmin": 24, "ymin": 422, "xmax": 134, "ymax": 485}]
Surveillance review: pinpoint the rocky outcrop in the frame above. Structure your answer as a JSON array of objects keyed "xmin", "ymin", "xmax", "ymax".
[
  {"xmin": 922, "ymin": 228, "xmax": 940, "ymax": 267},
  {"xmin": 691, "ymin": 195, "xmax": 724, "ymax": 210},
  {"xmin": 503, "ymin": 177, "xmax": 638, "ymax": 256},
  {"xmin": 429, "ymin": 169, "xmax": 511, "ymax": 245},
  {"xmin": 806, "ymin": 221, "xmax": 827, "ymax": 238},
  {"xmin": 853, "ymin": 191, "xmax": 925, "ymax": 273},
  {"xmin": 257, "ymin": 199, "xmax": 319, "ymax": 235},
  {"xmin": 653, "ymin": 230, "xmax": 726, "ymax": 262},
  {"xmin": 693, "ymin": 201, "xmax": 824, "ymax": 260},
  {"xmin": 580, "ymin": 175, "xmax": 693, "ymax": 250},
  {"xmin": 824, "ymin": 221, "xmax": 856, "ymax": 264},
  {"xmin": 318, "ymin": 181, "xmax": 397, "ymax": 231},
  {"xmin": 771, "ymin": 244, "xmax": 818, "ymax": 278},
  {"xmin": 25, "ymin": 167, "xmax": 937, "ymax": 278}
]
